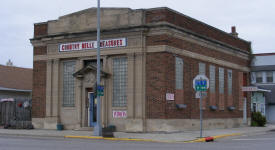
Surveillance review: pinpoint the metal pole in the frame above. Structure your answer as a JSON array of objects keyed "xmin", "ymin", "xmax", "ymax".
[
  {"xmin": 200, "ymin": 91, "xmax": 203, "ymax": 138},
  {"xmin": 243, "ymin": 97, "xmax": 247, "ymax": 124},
  {"xmin": 94, "ymin": 0, "xmax": 102, "ymax": 136}
]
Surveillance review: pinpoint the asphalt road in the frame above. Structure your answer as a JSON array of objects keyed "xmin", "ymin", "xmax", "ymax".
[{"xmin": 0, "ymin": 131, "xmax": 275, "ymax": 150}]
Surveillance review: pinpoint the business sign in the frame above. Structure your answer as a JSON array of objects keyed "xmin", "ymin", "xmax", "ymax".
[
  {"xmin": 166, "ymin": 93, "xmax": 175, "ymax": 101},
  {"xmin": 113, "ymin": 110, "xmax": 127, "ymax": 118},
  {"xmin": 59, "ymin": 38, "xmax": 127, "ymax": 52},
  {"xmin": 0, "ymin": 98, "xmax": 14, "ymax": 102},
  {"xmin": 193, "ymin": 75, "xmax": 209, "ymax": 91},
  {"xmin": 242, "ymin": 86, "xmax": 258, "ymax": 92}
]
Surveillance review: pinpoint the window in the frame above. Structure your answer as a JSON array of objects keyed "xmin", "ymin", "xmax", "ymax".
[
  {"xmin": 209, "ymin": 65, "xmax": 215, "ymax": 93},
  {"xmin": 219, "ymin": 67, "xmax": 224, "ymax": 94},
  {"xmin": 175, "ymin": 57, "xmax": 184, "ymax": 89},
  {"xmin": 266, "ymin": 71, "xmax": 273, "ymax": 83},
  {"xmin": 228, "ymin": 70, "xmax": 232, "ymax": 95},
  {"xmin": 199, "ymin": 63, "xmax": 206, "ymax": 75},
  {"xmin": 63, "ymin": 61, "xmax": 76, "ymax": 107},
  {"xmin": 251, "ymin": 72, "xmax": 256, "ymax": 84},
  {"xmin": 252, "ymin": 103, "xmax": 256, "ymax": 112},
  {"xmin": 84, "ymin": 59, "xmax": 103, "ymax": 67},
  {"xmin": 256, "ymin": 72, "xmax": 262, "ymax": 83},
  {"xmin": 113, "ymin": 57, "xmax": 128, "ymax": 107}
]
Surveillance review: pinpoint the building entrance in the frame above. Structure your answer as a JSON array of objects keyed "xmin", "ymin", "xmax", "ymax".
[{"xmin": 88, "ymin": 92, "xmax": 97, "ymax": 127}]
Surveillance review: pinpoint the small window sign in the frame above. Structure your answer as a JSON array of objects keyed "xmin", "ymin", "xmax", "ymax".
[
  {"xmin": 166, "ymin": 93, "xmax": 174, "ymax": 101},
  {"xmin": 113, "ymin": 110, "xmax": 127, "ymax": 118}
]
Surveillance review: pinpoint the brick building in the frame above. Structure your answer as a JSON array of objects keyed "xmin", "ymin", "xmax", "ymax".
[{"xmin": 30, "ymin": 7, "xmax": 251, "ymax": 132}]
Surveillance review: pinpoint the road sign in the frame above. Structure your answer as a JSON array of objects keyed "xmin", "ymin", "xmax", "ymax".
[
  {"xmin": 193, "ymin": 74, "xmax": 209, "ymax": 138},
  {"xmin": 195, "ymin": 91, "xmax": 207, "ymax": 98},
  {"xmin": 97, "ymin": 85, "xmax": 104, "ymax": 96},
  {"xmin": 193, "ymin": 75, "xmax": 209, "ymax": 91},
  {"xmin": 242, "ymin": 86, "xmax": 258, "ymax": 91}
]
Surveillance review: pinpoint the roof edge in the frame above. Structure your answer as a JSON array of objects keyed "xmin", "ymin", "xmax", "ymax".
[{"xmin": 145, "ymin": 7, "xmax": 251, "ymax": 44}]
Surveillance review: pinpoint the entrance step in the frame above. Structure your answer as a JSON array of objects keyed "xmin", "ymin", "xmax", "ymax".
[{"xmin": 74, "ymin": 127, "xmax": 94, "ymax": 131}]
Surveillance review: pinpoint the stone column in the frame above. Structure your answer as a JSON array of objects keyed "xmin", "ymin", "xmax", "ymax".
[
  {"xmin": 46, "ymin": 59, "xmax": 53, "ymax": 117},
  {"xmin": 75, "ymin": 59, "xmax": 83, "ymax": 128},
  {"xmin": 127, "ymin": 53, "xmax": 135, "ymax": 119},
  {"xmin": 52, "ymin": 59, "xmax": 60, "ymax": 117}
]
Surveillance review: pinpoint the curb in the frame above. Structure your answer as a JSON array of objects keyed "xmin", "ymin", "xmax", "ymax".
[
  {"xmin": 65, "ymin": 135, "xmax": 157, "ymax": 142},
  {"xmin": 184, "ymin": 133, "xmax": 242, "ymax": 143},
  {"xmin": 212, "ymin": 133, "xmax": 241, "ymax": 139}
]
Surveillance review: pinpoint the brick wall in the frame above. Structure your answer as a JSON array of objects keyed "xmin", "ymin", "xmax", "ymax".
[
  {"xmin": 146, "ymin": 52, "xmax": 247, "ymax": 119},
  {"xmin": 32, "ymin": 60, "xmax": 47, "ymax": 118},
  {"xmin": 34, "ymin": 46, "xmax": 47, "ymax": 56},
  {"xmin": 146, "ymin": 34, "xmax": 249, "ymax": 67},
  {"xmin": 34, "ymin": 23, "xmax": 48, "ymax": 38},
  {"xmin": 146, "ymin": 8, "xmax": 251, "ymax": 51}
]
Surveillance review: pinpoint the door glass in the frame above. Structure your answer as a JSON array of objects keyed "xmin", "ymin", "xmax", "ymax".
[{"xmin": 93, "ymin": 97, "xmax": 97, "ymax": 122}]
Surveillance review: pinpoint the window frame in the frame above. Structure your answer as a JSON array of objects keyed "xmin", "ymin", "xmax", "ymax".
[
  {"xmin": 228, "ymin": 69, "xmax": 233, "ymax": 95},
  {"xmin": 209, "ymin": 65, "xmax": 215, "ymax": 93},
  {"xmin": 175, "ymin": 57, "xmax": 184, "ymax": 90},
  {"xmin": 62, "ymin": 60, "xmax": 76, "ymax": 107},
  {"xmin": 256, "ymin": 72, "xmax": 263, "ymax": 83},
  {"xmin": 219, "ymin": 67, "xmax": 224, "ymax": 94},
  {"xmin": 266, "ymin": 71, "xmax": 273, "ymax": 83},
  {"xmin": 112, "ymin": 57, "xmax": 128, "ymax": 107}
]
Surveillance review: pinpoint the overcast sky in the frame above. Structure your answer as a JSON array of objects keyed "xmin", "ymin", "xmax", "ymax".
[{"xmin": 1, "ymin": 0, "xmax": 275, "ymax": 68}]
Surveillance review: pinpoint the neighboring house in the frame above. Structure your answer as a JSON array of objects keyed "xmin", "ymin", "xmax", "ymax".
[
  {"xmin": 251, "ymin": 53, "xmax": 275, "ymax": 123},
  {"xmin": 0, "ymin": 65, "xmax": 32, "ymax": 100},
  {"xmin": 30, "ymin": 7, "xmax": 251, "ymax": 131}
]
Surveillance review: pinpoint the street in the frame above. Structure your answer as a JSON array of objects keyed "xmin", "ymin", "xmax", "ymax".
[{"xmin": 0, "ymin": 131, "xmax": 275, "ymax": 150}]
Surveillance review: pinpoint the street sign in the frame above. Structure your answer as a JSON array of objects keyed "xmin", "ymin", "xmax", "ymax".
[
  {"xmin": 193, "ymin": 75, "xmax": 209, "ymax": 91},
  {"xmin": 242, "ymin": 86, "xmax": 258, "ymax": 92},
  {"xmin": 195, "ymin": 91, "xmax": 207, "ymax": 98},
  {"xmin": 193, "ymin": 74, "xmax": 209, "ymax": 138},
  {"xmin": 97, "ymin": 85, "xmax": 104, "ymax": 96}
]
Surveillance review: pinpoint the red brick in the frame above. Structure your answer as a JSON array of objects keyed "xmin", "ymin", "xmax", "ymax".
[
  {"xmin": 34, "ymin": 23, "xmax": 48, "ymax": 38},
  {"xmin": 32, "ymin": 60, "xmax": 47, "ymax": 118},
  {"xmin": 34, "ymin": 46, "xmax": 47, "ymax": 55},
  {"xmin": 146, "ymin": 8, "xmax": 251, "ymax": 52}
]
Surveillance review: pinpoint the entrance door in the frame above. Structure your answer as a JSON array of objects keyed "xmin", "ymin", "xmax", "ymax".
[{"xmin": 89, "ymin": 93, "xmax": 97, "ymax": 127}]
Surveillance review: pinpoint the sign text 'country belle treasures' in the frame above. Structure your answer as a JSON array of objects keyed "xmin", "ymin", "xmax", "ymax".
[{"xmin": 59, "ymin": 38, "xmax": 127, "ymax": 52}]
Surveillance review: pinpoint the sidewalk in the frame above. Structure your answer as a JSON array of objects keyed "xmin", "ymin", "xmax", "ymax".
[
  {"xmin": 114, "ymin": 124, "xmax": 275, "ymax": 142},
  {"xmin": 0, "ymin": 124, "xmax": 274, "ymax": 143}
]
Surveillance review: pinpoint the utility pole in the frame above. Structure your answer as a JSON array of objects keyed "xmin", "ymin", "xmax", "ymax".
[{"xmin": 94, "ymin": 0, "xmax": 102, "ymax": 136}]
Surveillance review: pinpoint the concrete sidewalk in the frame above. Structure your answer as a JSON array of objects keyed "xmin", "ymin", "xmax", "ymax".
[
  {"xmin": 0, "ymin": 124, "xmax": 274, "ymax": 143},
  {"xmin": 115, "ymin": 124, "xmax": 275, "ymax": 142}
]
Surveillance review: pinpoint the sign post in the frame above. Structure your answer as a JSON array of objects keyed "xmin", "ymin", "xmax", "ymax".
[
  {"xmin": 193, "ymin": 75, "xmax": 209, "ymax": 138},
  {"xmin": 94, "ymin": 0, "xmax": 102, "ymax": 136}
]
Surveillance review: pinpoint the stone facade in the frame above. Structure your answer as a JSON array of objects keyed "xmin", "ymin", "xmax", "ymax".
[{"xmin": 30, "ymin": 7, "xmax": 251, "ymax": 132}]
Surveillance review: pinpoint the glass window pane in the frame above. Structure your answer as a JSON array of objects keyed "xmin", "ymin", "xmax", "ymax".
[
  {"xmin": 175, "ymin": 57, "xmax": 183, "ymax": 89},
  {"xmin": 199, "ymin": 63, "xmax": 206, "ymax": 75},
  {"xmin": 266, "ymin": 71, "xmax": 273, "ymax": 83},
  {"xmin": 219, "ymin": 67, "xmax": 224, "ymax": 94},
  {"xmin": 63, "ymin": 61, "xmax": 76, "ymax": 107},
  {"xmin": 228, "ymin": 69, "xmax": 232, "ymax": 95},
  {"xmin": 209, "ymin": 65, "xmax": 215, "ymax": 93},
  {"xmin": 256, "ymin": 72, "xmax": 262, "ymax": 83},
  {"xmin": 113, "ymin": 57, "xmax": 127, "ymax": 107}
]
